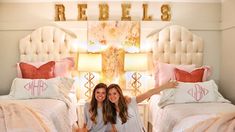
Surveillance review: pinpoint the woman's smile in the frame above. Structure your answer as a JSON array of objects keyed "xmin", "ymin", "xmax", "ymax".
[
  {"xmin": 108, "ymin": 88, "xmax": 120, "ymax": 104},
  {"xmin": 95, "ymin": 88, "xmax": 106, "ymax": 103}
]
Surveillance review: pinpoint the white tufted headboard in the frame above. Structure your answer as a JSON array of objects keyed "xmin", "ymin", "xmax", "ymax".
[
  {"xmin": 19, "ymin": 26, "xmax": 76, "ymax": 62},
  {"xmin": 148, "ymin": 25, "xmax": 203, "ymax": 67}
]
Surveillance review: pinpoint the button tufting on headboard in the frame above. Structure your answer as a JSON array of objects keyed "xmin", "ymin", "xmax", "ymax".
[
  {"xmin": 19, "ymin": 26, "xmax": 76, "ymax": 62},
  {"xmin": 147, "ymin": 25, "xmax": 203, "ymax": 67}
]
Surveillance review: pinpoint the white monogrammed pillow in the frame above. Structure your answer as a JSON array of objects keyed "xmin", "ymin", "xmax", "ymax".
[
  {"xmin": 175, "ymin": 80, "xmax": 217, "ymax": 103},
  {"xmin": 158, "ymin": 80, "xmax": 230, "ymax": 108},
  {"xmin": 9, "ymin": 77, "xmax": 74, "ymax": 99}
]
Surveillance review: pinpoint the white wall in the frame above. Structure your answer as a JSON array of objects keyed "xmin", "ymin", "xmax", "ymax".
[
  {"xmin": 0, "ymin": 2, "xmax": 221, "ymax": 95},
  {"xmin": 220, "ymin": 0, "xmax": 235, "ymax": 103}
]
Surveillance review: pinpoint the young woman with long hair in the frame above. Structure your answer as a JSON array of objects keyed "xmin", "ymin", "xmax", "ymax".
[
  {"xmin": 106, "ymin": 81, "xmax": 177, "ymax": 132},
  {"xmin": 83, "ymin": 83, "xmax": 111, "ymax": 132}
]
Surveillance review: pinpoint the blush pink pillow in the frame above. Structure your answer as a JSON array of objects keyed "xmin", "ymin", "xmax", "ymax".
[
  {"xmin": 17, "ymin": 57, "xmax": 74, "ymax": 78},
  {"xmin": 174, "ymin": 68, "xmax": 205, "ymax": 82},
  {"xmin": 19, "ymin": 61, "xmax": 55, "ymax": 79},
  {"xmin": 201, "ymin": 66, "xmax": 212, "ymax": 82},
  {"xmin": 54, "ymin": 57, "xmax": 74, "ymax": 77},
  {"xmin": 155, "ymin": 62, "xmax": 196, "ymax": 87}
]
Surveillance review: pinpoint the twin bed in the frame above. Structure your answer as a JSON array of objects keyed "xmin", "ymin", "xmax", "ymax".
[
  {"xmin": 147, "ymin": 25, "xmax": 235, "ymax": 132},
  {"xmin": 149, "ymin": 95, "xmax": 235, "ymax": 131},
  {"xmin": 0, "ymin": 26, "xmax": 77, "ymax": 132},
  {"xmin": 0, "ymin": 24, "xmax": 235, "ymax": 132}
]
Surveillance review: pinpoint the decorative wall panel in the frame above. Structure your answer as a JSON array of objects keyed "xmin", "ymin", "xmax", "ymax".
[{"xmin": 88, "ymin": 21, "xmax": 140, "ymax": 86}]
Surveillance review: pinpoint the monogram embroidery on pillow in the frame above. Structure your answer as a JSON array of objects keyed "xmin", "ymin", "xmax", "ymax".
[
  {"xmin": 24, "ymin": 80, "xmax": 48, "ymax": 96},
  {"xmin": 187, "ymin": 84, "xmax": 209, "ymax": 101}
]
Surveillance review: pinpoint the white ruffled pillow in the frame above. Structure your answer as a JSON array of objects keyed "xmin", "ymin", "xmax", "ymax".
[
  {"xmin": 158, "ymin": 80, "xmax": 230, "ymax": 108},
  {"xmin": 9, "ymin": 77, "xmax": 74, "ymax": 99}
]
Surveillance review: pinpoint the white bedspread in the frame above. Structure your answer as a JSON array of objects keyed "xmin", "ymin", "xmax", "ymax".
[
  {"xmin": 185, "ymin": 112, "xmax": 235, "ymax": 132},
  {"xmin": 149, "ymin": 95, "xmax": 235, "ymax": 132},
  {"xmin": 0, "ymin": 95, "xmax": 77, "ymax": 132}
]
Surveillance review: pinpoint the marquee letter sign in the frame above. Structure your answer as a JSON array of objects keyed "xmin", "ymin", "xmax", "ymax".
[
  {"xmin": 121, "ymin": 4, "xmax": 131, "ymax": 21},
  {"xmin": 55, "ymin": 3, "xmax": 171, "ymax": 21},
  {"xmin": 55, "ymin": 4, "xmax": 66, "ymax": 21},
  {"xmin": 99, "ymin": 4, "xmax": 109, "ymax": 20},
  {"xmin": 142, "ymin": 4, "xmax": 152, "ymax": 21},
  {"xmin": 78, "ymin": 4, "xmax": 87, "ymax": 20},
  {"xmin": 161, "ymin": 4, "xmax": 171, "ymax": 21}
]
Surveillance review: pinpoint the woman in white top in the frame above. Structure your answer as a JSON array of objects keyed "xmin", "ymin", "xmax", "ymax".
[
  {"xmin": 83, "ymin": 83, "xmax": 111, "ymax": 132},
  {"xmin": 106, "ymin": 82, "xmax": 177, "ymax": 132}
]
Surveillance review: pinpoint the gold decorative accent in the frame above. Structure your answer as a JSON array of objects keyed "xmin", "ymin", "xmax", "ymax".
[
  {"xmin": 124, "ymin": 54, "xmax": 148, "ymax": 96},
  {"xmin": 142, "ymin": 4, "xmax": 152, "ymax": 21},
  {"xmin": 54, "ymin": 3, "xmax": 172, "ymax": 21},
  {"xmin": 102, "ymin": 47, "xmax": 124, "ymax": 86},
  {"xmin": 121, "ymin": 4, "xmax": 131, "ymax": 21},
  {"xmin": 78, "ymin": 54, "xmax": 102, "ymax": 100},
  {"xmin": 55, "ymin": 4, "xmax": 66, "ymax": 21},
  {"xmin": 131, "ymin": 72, "xmax": 142, "ymax": 96},
  {"xmin": 77, "ymin": 4, "xmax": 87, "ymax": 21},
  {"xmin": 84, "ymin": 72, "xmax": 95, "ymax": 100},
  {"xmin": 99, "ymin": 4, "xmax": 109, "ymax": 20},
  {"xmin": 161, "ymin": 4, "xmax": 171, "ymax": 21}
]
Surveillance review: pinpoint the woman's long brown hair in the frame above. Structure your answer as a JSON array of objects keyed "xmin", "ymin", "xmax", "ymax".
[
  {"xmin": 89, "ymin": 83, "xmax": 108, "ymax": 124},
  {"xmin": 106, "ymin": 84, "xmax": 128, "ymax": 124}
]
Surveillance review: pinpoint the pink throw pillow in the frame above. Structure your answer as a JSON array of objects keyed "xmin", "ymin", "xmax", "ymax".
[
  {"xmin": 201, "ymin": 66, "xmax": 212, "ymax": 82},
  {"xmin": 54, "ymin": 57, "xmax": 74, "ymax": 77},
  {"xmin": 174, "ymin": 68, "xmax": 205, "ymax": 82},
  {"xmin": 155, "ymin": 62, "xmax": 196, "ymax": 87},
  {"xmin": 17, "ymin": 57, "xmax": 74, "ymax": 78}
]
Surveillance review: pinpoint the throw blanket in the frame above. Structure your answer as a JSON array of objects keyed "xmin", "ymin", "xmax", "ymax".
[
  {"xmin": 0, "ymin": 101, "xmax": 52, "ymax": 132},
  {"xmin": 186, "ymin": 112, "xmax": 235, "ymax": 132}
]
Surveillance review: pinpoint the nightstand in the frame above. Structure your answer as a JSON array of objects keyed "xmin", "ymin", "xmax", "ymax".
[
  {"xmin": 77, "ymin": 99, "xmax": 86, "ymax": 128},
  {"xmin": 138, "ymin": 101, "xmax": 149, "ymax": 130}
]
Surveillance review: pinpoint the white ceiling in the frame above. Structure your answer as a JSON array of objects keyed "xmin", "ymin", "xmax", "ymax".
[{"xmin": 0, "ymin": 0, "xmax": 222, "ymax": 3}]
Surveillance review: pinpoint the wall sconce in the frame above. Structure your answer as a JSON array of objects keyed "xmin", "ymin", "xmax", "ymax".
[
  {"xmin": 78, "ymin": 53, "xmax": 102, "ymax": 100},
  {"xmin": 124, "ymin": 53, "xmax": 148, "ymax": 96}
]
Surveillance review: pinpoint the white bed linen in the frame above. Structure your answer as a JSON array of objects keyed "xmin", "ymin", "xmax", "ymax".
[
  {"xmin": 0, "ymin": 94, "xmax": 77, "ymax": 132},
  {"xmin": 172, "ymin": 114, "xmax": 217, "ymax": 132},
  {"xmin": 149, "ymin": 95, "xmax": 235, "ymax": 132}
]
